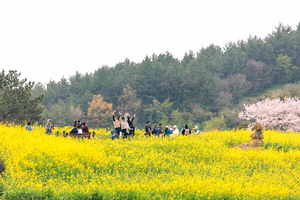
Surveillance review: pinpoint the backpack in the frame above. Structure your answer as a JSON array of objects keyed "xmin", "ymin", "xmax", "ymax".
[
  {"xmin": 184, "ymin": 128, "xmax": 190, "ymax": 135},
  {"xmin": 152, "ymin": 128, "xmax": 156, "ymax": 135},
  {"xmin": 152, "ymin": 127, "xmax": 158, "ymax": 135}
]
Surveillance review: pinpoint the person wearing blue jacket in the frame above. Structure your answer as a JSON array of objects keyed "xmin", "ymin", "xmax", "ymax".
[
  {"xmin": 152, "ymin": 124, "xmax": 159, "ymax": 136},
  {"xmin": 69, "ymin": 124, "xmax": 78, "ymax": 134},
  {"xmin": 164, "ymin": 126, "xmax": 170, "ymax": 137},
  {"xmin": 26, "ymin": 121, "xmax": 34, "ymax": 131}
]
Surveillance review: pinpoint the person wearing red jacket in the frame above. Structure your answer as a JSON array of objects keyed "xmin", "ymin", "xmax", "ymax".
[{"xmin": 82, "ymin": 122, "xmax": 89, "ymax": 133}]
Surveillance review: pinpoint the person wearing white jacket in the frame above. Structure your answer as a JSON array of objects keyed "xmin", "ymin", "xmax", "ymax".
[
  {"xmin": 120, "ymin": 115, "xmax": 130, "ymax": 138},
  {"xmin": 173, "ymin": 125, "xmax": 179, "ymax": 136}
]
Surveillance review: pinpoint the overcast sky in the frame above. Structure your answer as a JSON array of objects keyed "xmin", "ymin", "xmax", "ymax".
[{"xmin": 0, "ymin": 0, "xmax": 299, "ymax": 85}]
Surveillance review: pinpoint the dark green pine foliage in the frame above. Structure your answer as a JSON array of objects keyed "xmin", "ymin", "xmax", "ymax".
[{"xmin": 0, "ymin": 70, "xmax": 44, "ymax": 124}]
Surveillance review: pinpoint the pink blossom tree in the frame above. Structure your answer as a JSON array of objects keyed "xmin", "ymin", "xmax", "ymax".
[{"xmin": 239, "ymin": 98, "xmax": 300, "ymax": 132}]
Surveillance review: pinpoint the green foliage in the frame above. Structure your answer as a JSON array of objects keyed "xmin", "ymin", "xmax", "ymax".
[
  {"xmin": 220, "ymin": 108, "xmax": 243, "ymax": 128},
  {"xmin": 42, "ymin": 99, "xmax": 80, "ymax": 127},
  {"xmin": 31, "ymin": 82, "xmax": 45, "ymax": 99},
  {"xmin": 0, "ymin": 70, "xmax": 44, "ymax": 124},
  {"xmin": 292, "ymin": 23, "xmax": 300, "ymax": 68},
  {"xmin": 222, "ymin": 43, "xmax": 248, "ymax": 77},
  {"xmin": 264, "ymin": 141, "xmax": 294, "ymax": 152},
  {"xmin": 117, "ymin": 85, "xmax": 142, "ymax": 115},
  {"xmin": 144, "ymin": 98, "xmax": 173, "ymax": 125},
  {"xmin": 275, "ymin": 54, "xmax": 297, "ymax": 83},
  {"xmin": 204, "ymin": 115, "xmax": 226, "ymax": 132},
  {"xmin": 236, "ymin": 121, "xmax": 250, "ymax": 130},
  {"xmin": 171, "ymin": 109, "xmax": 185, "ymax": 129}
]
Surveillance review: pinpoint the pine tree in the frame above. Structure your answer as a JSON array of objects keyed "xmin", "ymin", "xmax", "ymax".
[{"xmin": 0, "ymin": 70, "xmax": 44, "ymax": 123}]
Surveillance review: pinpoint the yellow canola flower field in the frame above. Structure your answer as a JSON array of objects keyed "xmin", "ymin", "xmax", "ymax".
[{"xmin": 0, "ymin": 124, "xmax": 300, "ymax": 199}]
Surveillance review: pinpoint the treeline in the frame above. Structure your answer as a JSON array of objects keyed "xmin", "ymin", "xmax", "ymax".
[{"xmin": 32, "ymin": 22, "xmax": 300, "ymax": 130}]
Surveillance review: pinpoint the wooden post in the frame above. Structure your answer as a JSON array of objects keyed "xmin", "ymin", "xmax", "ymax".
[
  {"xmin": 93, "ymin": 131, "xmax": 95, "ymax": 138},
  {"xmin": 63, "ymin": 131, "xmax": 66, "ymax": 137},
  {"xmin": 56, "ymin": 131, "xmax": 59, "ymax": 137}
]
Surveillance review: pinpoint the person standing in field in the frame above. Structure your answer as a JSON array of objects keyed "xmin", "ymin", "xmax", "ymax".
[
  {"xmin": 113, "ymin": 110, "xmax": 122, "ymax": 138},
  {"xmin": 169, "ymin": 124, "xmax": 173, "ymax": 135},
  {"xmin": 120, "ymin": 115, "xmax": 130, "ymax": 139},
  {"xmin": 45, "ymin": 119, "xmax": 54, "ymax": 134},
  {"xmin": 180, "ymin": 125, "xmax": 185, "ymax": 134},
  {"xmin": 26, "ymin": 121, "xmax": 34, "ymax": 131},
  {"xmin": 165, "ymin": 126, "xmax": 171, "ymax": 137},
  {"xmin": 152, "ymin": 124, "xmax": 159, "ymax": 136},
  {"xmin": 193, "ymin": 125, "xmax": 200, "ymax": 135},
  {"xmin": 181, "ymin": 124, "xmax": 191, "ymax": 135},
  {"xmin": 127, "ymin": 113, "xmax": 136, "ymax": 137},
  {"xmin": 172, "ymin": 125, "xmax": 179, "ymax": 136},
  {"xmin": 145, "ymin": 121, "xmax": 151, "ymax": 136},
  {"xmin": 158, "ymin": 123, "xmax": 163, "ymax": 137}
]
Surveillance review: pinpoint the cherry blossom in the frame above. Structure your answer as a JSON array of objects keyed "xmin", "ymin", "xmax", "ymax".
[{"xmin": 239, "ymin": 98, "xmax": 300, "ymax": 132}]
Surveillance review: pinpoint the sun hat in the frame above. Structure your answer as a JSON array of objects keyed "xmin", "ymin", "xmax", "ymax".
[{"xmin": 174, "ymin": 125, "xmax": 177, "ymax": 128}]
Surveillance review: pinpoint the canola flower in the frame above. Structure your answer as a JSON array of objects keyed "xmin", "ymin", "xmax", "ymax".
[{"xmin": 0, "ymin": 124, "xmax": 300, "ymax": 199}]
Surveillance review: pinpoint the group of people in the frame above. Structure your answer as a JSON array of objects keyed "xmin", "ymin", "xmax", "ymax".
[
  {"xmin": 111, "ymin": 110, "xmax": 200, "ymax": 140},
  {"xmin": 44, "ymin": 119, "xmax": 89, "ymax": 134},
  {"xmin": 112, "ymin": 110, "xmax": 135, "ymax": 140},
  {"xmin": 145, "ymin": 121, "xmax": 199, "ymax": 137},
  {"xmin": 69, "ymin": 120, "xmax": 89, "ymax": 134},
  {"xmin": 26, "ymin": 119, "xmax": 90, "ymax": 135},
  {"xmin": 26, "ymin": 113, "xmax": 200, "ymax": 139},
  {"xmin": 25, "ymin": 119, "xmax": 55, "ymax": 134}
]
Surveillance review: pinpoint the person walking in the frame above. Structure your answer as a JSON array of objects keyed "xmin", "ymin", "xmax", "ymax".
[
  {"xmin": 158, "ymin": 123, "xmax": 163, "ymax": 137},
  {"xmin": 145, "ymin": 121, "xmax": 151, "ymax": 137},
  {"xmin": 165, "ymin": 126, "xmax": 171, "ymax": 137},
  {"xmin": 152, "ymin": 124, "xmax": 159, "ymax": 136}
]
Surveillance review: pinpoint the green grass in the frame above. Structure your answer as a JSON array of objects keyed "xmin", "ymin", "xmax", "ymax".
[{"xmin": 243, "ymin": 83, "xmax": 286, "ymax": 99}]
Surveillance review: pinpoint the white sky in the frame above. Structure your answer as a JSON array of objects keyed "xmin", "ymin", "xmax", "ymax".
[{"xmin": 0, "ymin": 0, "xmax": 299, "ymax": 85}]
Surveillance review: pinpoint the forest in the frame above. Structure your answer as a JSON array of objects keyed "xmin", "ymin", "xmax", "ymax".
[{"xmin": 29, "ymin": 22, "xmax": 300, "ymax": 130}]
